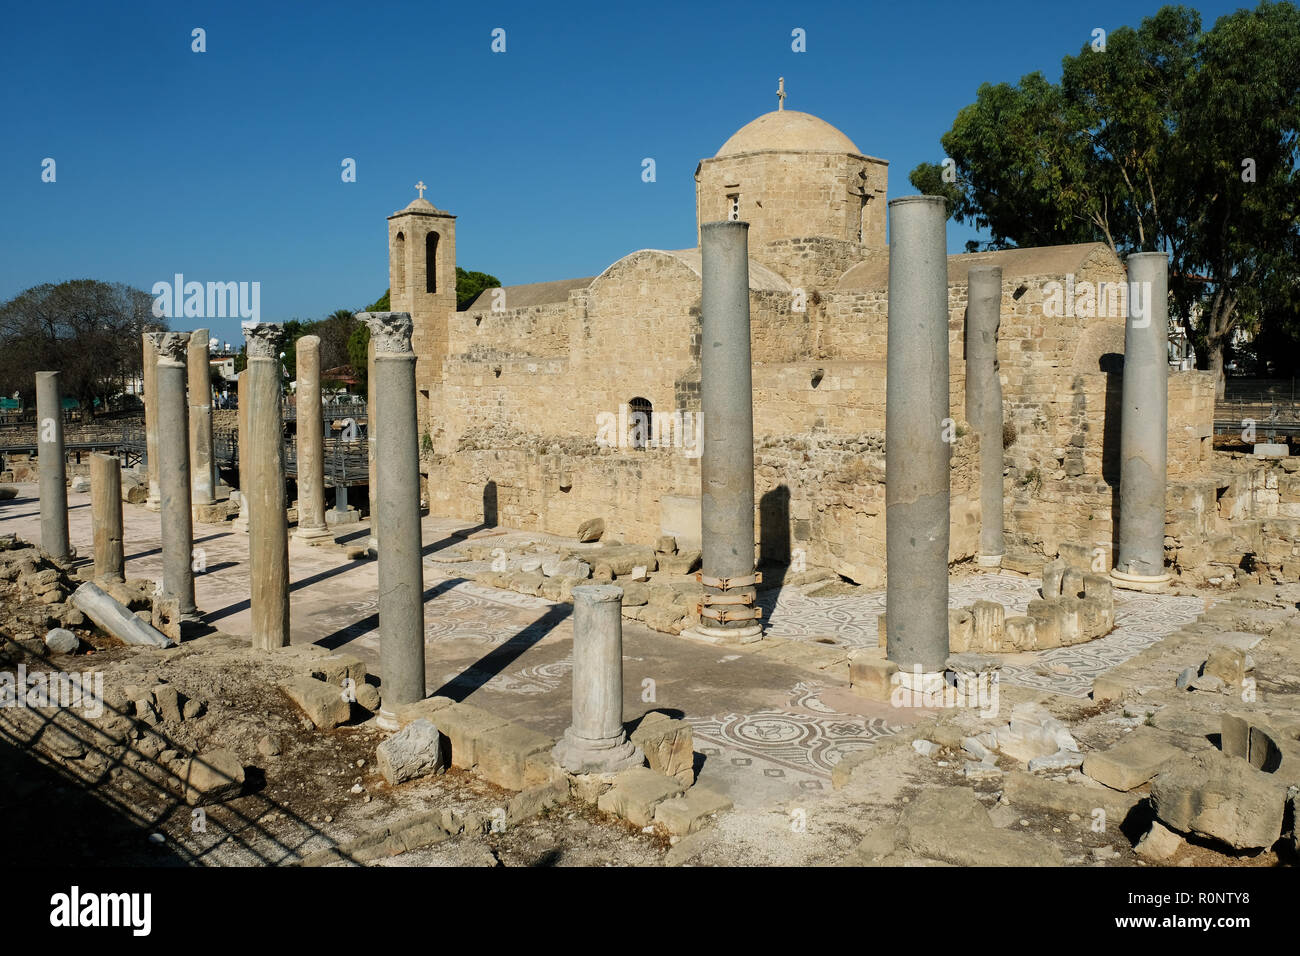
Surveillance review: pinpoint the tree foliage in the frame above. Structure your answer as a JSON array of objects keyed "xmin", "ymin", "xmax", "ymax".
[
  {"xmin": 0, "ymin": 280, "xmax": 160, "ymax": 413},
  {"xmin": 910, "ymin": 2, "xmax": 1300, "ymax": 394}
]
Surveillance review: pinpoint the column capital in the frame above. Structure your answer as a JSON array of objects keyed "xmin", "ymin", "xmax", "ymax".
[
  {"xmin": 243, "ymin": 322, "xmax": 284, "ymax": 359},
  {"xmin": 153, "ymin": 331, "xmax": 190, "ymax": 365},
  {"xmin": 357, "ymin": 312, "xmax": 414, "ymax": 353}
]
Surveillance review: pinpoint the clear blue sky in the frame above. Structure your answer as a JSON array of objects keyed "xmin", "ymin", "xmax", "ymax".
[{"xmin": 0, "ymin": 0, "xmax": 1249, "ymax": 346}]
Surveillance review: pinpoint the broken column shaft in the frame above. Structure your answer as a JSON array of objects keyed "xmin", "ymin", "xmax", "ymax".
[
  {"xmin": 244, "ymin": 323, "xmax": 290, "ymax": 648},
  {"xmin": 35, "ymin": 371, "xmax": 70, "ymax": 561},
  {"xmin": 154, "ymin": 332, "xmax": 198, "ymax": 617},
  {"xmin": 885, "ymin": 196, "xmax": 951, "ymax": 675},
  {"xmin": 552, "ymin": 584, "xmax": 643, "ymax": 774},
  {"xmin": 188, "ymin": 328, "xmax": 215, "ymax": 506},
  {"xmin": 1112, "ymin": 251, "xmax": 1171, "ymax": 589},
  {"xmin": 142, "ymin": 333, "xmax": 161, "ymax": 511},
  {"xmin": 358, "ymin": 312, "xmax": 425, "ymax": 727},
  {"xmin": 693, "ymin": 219, "xmax": 761, "ymax": 643},
  {"xmin": 294, "ymin": 334, "xmax": 330, "ymax": 541},
  {"xmin": 90, "ymin": 452, "xmax": 124, "ymax": 584},
  {"xmin": 965, "ymin": 265, "xmax": 1005, "ymax": 567}
]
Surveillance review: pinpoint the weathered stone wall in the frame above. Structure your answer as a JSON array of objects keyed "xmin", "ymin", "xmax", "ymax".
[{"xmin": 696, "ymin": 150, "xmax": 888, "ymax": 251}]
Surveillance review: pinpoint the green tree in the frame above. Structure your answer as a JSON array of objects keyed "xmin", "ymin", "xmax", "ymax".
[
  {"xmin": 456, "ymin": 268, "xmax": 502, "ymax": 310},
  {"xmin": 910, "ymin": 2, "xmax": 1300, "ymax": 396},
  {"xmin": 346, "ymin": 324, "xmax": 370, "ymax": 393},
  {"xmin": 0, "ymin": 280, "xmax": 159, "ymax": 413}
]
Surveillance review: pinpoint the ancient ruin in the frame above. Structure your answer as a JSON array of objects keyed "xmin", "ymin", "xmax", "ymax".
[{"xmin": 1, "ymin": 94, "xmax": 1297, "ymax": 879}]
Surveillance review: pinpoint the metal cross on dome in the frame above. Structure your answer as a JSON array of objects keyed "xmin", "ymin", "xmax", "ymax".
[{"xmin": 414, "ymin": 181, "xmax": 427, "ymax": 199}]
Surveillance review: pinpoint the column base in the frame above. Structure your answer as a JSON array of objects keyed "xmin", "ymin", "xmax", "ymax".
[
  {"xmin": 326, "ymin": 507, "xmax": 361, "ymax": 527},
  {"xmin": 294, "ymin": 524, "xmax": 333, "ymax": 543},
  {"xmin": 890, "ymin": 666, "xmax": 948, "ymax": 695},
  {"xmin": 552, "ymin": 730, "xmax": 643, "ymax": 775},
  {"xmin": 1109, "ymin": 568, "xmax": 1172, "ymax": 593},
  {"xmin": 976, "ymin": 553, "xmax": 1004, "ymax": 568},
  {"xmin": 376, "ymin": 707, "xmax": 400, "ymax": 732},
  {"xmin": 679, "ymin": 622, "xmax": 763, "ymax": 645},
  {"xmin": 232, "ymin": 515, "xmax": 249, "ymax": 533}
]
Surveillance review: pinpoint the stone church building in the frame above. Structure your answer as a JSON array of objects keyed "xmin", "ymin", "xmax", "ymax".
[{"xmin": 383, "ymin": 103, "xmax": 1215, "ymax": 586}]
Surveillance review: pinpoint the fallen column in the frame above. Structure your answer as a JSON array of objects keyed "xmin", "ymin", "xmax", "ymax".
[
  {"xmin": 71, "ymin": 581, "xmax": 173, "ymax": 648},
  {"xmin": 90, "ymin": 452, "xmax": 125, "ymax": 585},
  {"xmin": 35, "ymin": 371, "xmax": 71, "ymax": 562},
  {"xmin": 233, "ymin": 372, "xmax": 250, "ymax": 533},
  {"xmin": 686, "ymin": 219, "xmax": 762, "ymax": 644},
  {"xmin": 1112, "ymin": 252, "xmax": 1172, "ymax": 591},
  {"xmin": 885, "ymin": 196, "xmax": 951, "ymax": 677},
  {"xmin": 965, "ymin": 264, "xmax": 1005, "ymax": 567},
  {"xmin": 154, "ymin": 332, "xmax": 199, "ymax": 618},
  {"xmin": 359, "ymin": 312, "xmax": 424, "ymax": 728},
  {"xmin": 552, "ymin": 584, "xmax": 643, "ymax": 773},
  {"xmin": 245, "ymin": 322, "xmax": 290, "ymax": 649},
  {"xmin": 143, "ymin": 333, "xmax": 162, "ymax": 511},
  {"xmin": 188, "ymin": 328, "xmax": 216, "ymax": 507},
  {"xmin": 294, "ymin": 334, "xmax": 330, "ymax": 541}
]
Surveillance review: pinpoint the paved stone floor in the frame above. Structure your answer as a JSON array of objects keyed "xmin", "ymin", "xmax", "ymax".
[{"xmin": 0, "ymin": 482, "xmax": 1206, "ymax": 812}]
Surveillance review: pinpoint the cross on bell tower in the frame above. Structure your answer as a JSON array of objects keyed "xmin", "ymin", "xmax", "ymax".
[
  {"xmin": 414, "ymin": 180, "xmax": 427, "ymax": 199},
  {"xmin": 776, "ymin": 77, "xmax": 786, "ymax": 111}
]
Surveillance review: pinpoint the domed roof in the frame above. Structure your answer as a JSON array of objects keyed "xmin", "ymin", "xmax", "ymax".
[{"xmin": 716, "ymin": 110, "xmax": 861, "ymax": 158}]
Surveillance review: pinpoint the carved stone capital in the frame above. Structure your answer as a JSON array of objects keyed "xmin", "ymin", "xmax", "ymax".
[
  {"xmin": 243, "ymin": 322, "xmax": 284, "ymax": 359},
  {"xmin": 153, "ymin": 331, "xmax": 190, "ymax": 364},
  {"xmin": 357, "ymin": 312, "xmax": 414, "ymax": 354}
]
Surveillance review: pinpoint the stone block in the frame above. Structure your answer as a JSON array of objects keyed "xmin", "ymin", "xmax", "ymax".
[
  {"xmin": 280, "ymin": 676, "xmax": 350, "ymax": 729},
  {"xmin": 1151, "ymin": 749, "xmax": 1287, "ymax": 850},
  {"xmin": 897, "ymin": 787, "xmax": 1064, "ymax": 866},
  {"xmin": 1083, "ymin": 731, "xmax": 1184, "ymax": 791},
  {"xmin": 847, "ymin": 651, "xmax": 898, "ymax": 703},
  {"xmin": 653, "ymin": 787, "xmax": 733, "ymax": 836},
  {"xmin": 656, "ymin": 550, "xmax": 700, "ymax": 574},
  {"xmin": 1078, "ymin": 595, "xmax": 1109, "ymax": 640},
  {"xmin": 475, "ymin": 721, "xmax": 555, "ymax": 791},
  {"xmin": 630, "ymin": 712, "xmax": 695, "ymax": 785},
  {"xmin": 1082, "ymin": 573, "xmax": 1113, "ymax": 607},
  {"xmin": 393, "ymin": 695, "xmax": 454, "ymax": 729},
  {"xmin": 947, "ymin": 608, "xmax": 972, "ymax": 653},
  {"xmin": 1061, "ymin": 568, "xmax": 1086, "ymax": 599},
  {"xmin": 180, "ymin": 748, "xmax": 245, "ymax": 806},
  {"xmin": 304, "ymin": 653, "xmax": 367, "ymax": 687},
  {"xmin": 1002, "ymin": 616, "xmax": 1034, "ymax": 650},
  {"xmin": 597, "ymin": 767, "xmax": 686, "ymax": 827},
  {"xmin": 1204, "ymin": 646, "xmax": 1246, "ymax": 685},
  {"xmin": 969, "ymin": 600, "xmax": 1005, "ymax": 652},
  {"xmin": 433, "ymin": 702, "xmax": 512, "ymax": 769},
  {"xmin": 376, "ymin": 719, "xmax": 448, "ymax": 785},
  {"xmin": 1058, "ymin": 541, "xmax": 1095, "ymax": 571},
  {"xmin": 1135, "ymin": 820, "xmax": 1183, "ymax": 861},
  {"xmin": 577, "ymin": 518, "xmax": 605, "ymax": 542},
  {"xmin": 1003, "ymin": 770, "xmax": 1141, "ymax": 822},
  {"xmin": 151, "ymin": 683, "xmax": 182, "ymax": 723},
  {"xmin": 655, "ymin": 535, "xmax": 678, "ymax": 555},
  {"xmin": 1057, "ymin": 597, "xmax": 1083, "ymax": 646}
]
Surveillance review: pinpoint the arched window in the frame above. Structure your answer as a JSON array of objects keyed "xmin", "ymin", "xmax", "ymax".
[
  {"xmin": 426, "ymin": 232, "xmax": 439, "ymax": 294},
  {"xmin": 393, "ymin": 232, "xmax": 406, "ymax": 291},
  {"xmin": 629, "ymin": 396, "xmax": 652, "ymax": 450}
]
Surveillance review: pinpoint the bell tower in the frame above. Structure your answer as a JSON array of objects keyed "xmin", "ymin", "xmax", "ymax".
[{"xmin": 387, "ymin": 183, "xmax": 456, "ymax": 432}]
